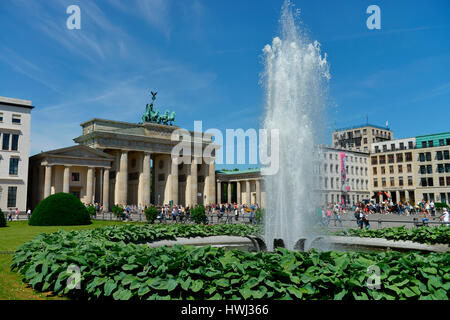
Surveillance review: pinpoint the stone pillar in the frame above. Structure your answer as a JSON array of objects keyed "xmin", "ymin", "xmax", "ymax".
[
  {"xmin": 217, "ymin": 181, "xmax": 221, "ymax": 204},
  {"xmin": 396, "ymin": 191, "xmax": 401, "ymax": 203},
  {"xmin": 256, "ymin": 179, "xmax": 261, "ymax": 206},
  {"xmin": 103, "ymin": 168, "xmax": 110, "ymax": 212},
  {"xmin": 405, "ymin": 190, "xmax": 410, "ymax": 203},
  {"xmin": 171, "ymin": 157, "xmax": 179, "ymax": 205},
  {"xmin": 44, "ymin": 165, "xmax": 52, "ymax": 198},
  {"xmin": 63, "ymin": 166, "xmax": 70, "ymax": 193},
  {"xmin": 116, "ymin": 151, "xmax": 128, "ymax": 206},
  {"xmin": 246, "ymin": 180, "xmax": 251, "ymax": 205},
  {"xmin": 142, "ymin": 152, "xmax": 151, "ymax": 207},
  {"xmin": 227, "ymin": 182, "xmax": 232, "ymax": 203},
  {"xmin": 191, "ymin": 158, "xmax": 198, "ymax": 206},
  {"xmin": 86, "ymin": 167, "xmax": 94, "ymax": 204},
  {"xmin": 207, "ymin": 158, "xmax": 216, "ymax": 204},
  {"xmin": 236, "ymin": 181, "xmax": 241, "ymax": 204}
]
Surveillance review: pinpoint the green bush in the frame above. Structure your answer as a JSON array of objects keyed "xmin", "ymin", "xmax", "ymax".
[
  {"xmin": 434, "ymin": 202, "xmax": 449, "ymax": 209},
  {"xmin": 112, "ymin": 205, "xmax": 124, "ymax": 218},
  {"xmin": 87, "ymin": 205, "xmax": 97, "ymax": 216},
  {"xmin": 145, "ymin": 206, "xmax": 159, "ymax": 224},
  {"xmin": 28, "ymin": 193, "xmax": 91, "ymax": 226},
  {"xmin": 11, "ymin": 224, "xmax": 450, "ymax": 300},
  {"xmin": 190, "ymin": 205, "xmax": 207, "ymax": 224},
  {"xmin": 255, "ymin": 208, "xmax": 265, "ymax": 224},
  {"xmin": 0, "ymin": 208, "xmax": 6, "ymax": 227}
]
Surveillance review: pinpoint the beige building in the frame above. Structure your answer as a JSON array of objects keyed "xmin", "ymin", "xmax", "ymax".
[
  {"xmin": 0, "ymin": 96, "xmax": 33, "ymax": 212},
  {"xmin": 333, "ymin": 124, "xmax": 393, "ymax": 153},
  {"xmin": 370, "ymin": 137, "xmax": 416, "ymax": 203},
  {"xmin": 28, "ymin": 118, "xmax": 218, "ymax": 210},
  {"xmin": 216, "ymin": 169, "xmax": 265, "ymax": 206}
]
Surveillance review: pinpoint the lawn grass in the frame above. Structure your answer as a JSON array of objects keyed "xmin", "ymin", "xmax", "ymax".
[{"xmin": 0, "ymin": 220, "xmax": 143, "ymax": 300}]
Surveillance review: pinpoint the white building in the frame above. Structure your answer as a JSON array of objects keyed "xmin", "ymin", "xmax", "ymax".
[
  {"xmin": 315, "ymin": 146, "xmax": 371, "ymax": 206},
  {"xmin": 0, "ymin": 96, "xmax": 33, "ymax": 212}
]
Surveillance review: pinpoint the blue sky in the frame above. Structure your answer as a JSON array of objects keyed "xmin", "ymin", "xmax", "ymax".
[{"xmin": 1, "ymin": 0, "xmax": 449, "ymax": 170}]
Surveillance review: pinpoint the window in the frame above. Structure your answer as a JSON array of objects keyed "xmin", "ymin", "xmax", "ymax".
[
  {"xmin": 71, "ymin": 172, "xmax": 80, "ymax": 182},
  {"xmin": 422, "ymin": 141, "xmax": 427, "ymax": 148},
  {"xmin": 447, "ymin": 177, "xmax": 450, "ymax": 186},
  {"xmin": 11, "ymin": 134, "xmax": 19, "ymax": 151},
  {"xmin": 375, "ymin": 146, "xmax": 380, "ymax": 153},
  {"xmin": 438, "ymin": 164, "xmax": 444, "ymax": 173},
  {"xmin": 420, "ymin": 165, "xmax": 426, "ymax": 174},
  {"xmin": 9, "ymin": 158, "xmax": 19, "ymax": 175},
  {"xmin": 371, "ymin": 156, "xmax": 378, "ymax": 165},
  {"xmin": 373, "ymin": 167, "xmax": 377, "ymax": 175},
  {"xmin": 447, "ymin": 138, "xmax": 450, "ymax": 146},
  {"xmin": 2, "ymin": 133, "xmax": 10, "ymax": 150},
  {"xmin": 408, "ymin": 176, "xmax": 413, "ymax": 186},
  {"xmin": 398, "ymin": 165, "xmax": 403, "ymax": 173},
  {"xmin": 426, "ymin": 152, "xmax": 431, "ymax": 161},
  {"xmin": 427, "ymin": 165, "xmax": 433, "ymax": 174},
  {"xmin": 440, "ymin": 177, "xmax": 445, "ymax": 186},
  {"xmin": 396, "ymin": 153, "xmax": 403, "ymax": 162},
  {"xmin": 446, "ymin": 164, "xmax": 450, "ymax": 173},
  {"xmin": 374, "ymin": 179, "xmax": 378, "ymax": 187},
  {"xmin": 7, "ymin": 186, "xmax": 17, "ymax": 208},
  {"xmin": 444, "ymin": 150, "xmax": 449, "ymax": 160},
  {"xmin": 0, "ymin": 113, "xmax": 3, "ymax": 122},
  {"xmin": 437, "ymin": 151, "xmax": 443, "ymax": 161},
  {"xmin": 419, "ymin": 153, "xmax": 425, "ymax": 162},
  {"xmin": 389, "ymin": 166, "xmax": 394, "ymax": 174},
  {"xmin": 439, "ymin": 139, "xmax": 445, "ymax": 146},
  {"xmin": 379, "ymin": 155, "xmax": 386, "ymax": 164},
  {"xmin": 408, "ymin": 141, "xmax": 413, "ymax": 149},
  {"xmin": 405, "ymin": 152, "xmax": 412, "ymax": 161},
  {"xmin": 391, "ymin": 144, "xmax": 395, "ymax": 151},
  {"xmin": 399, "ymin": 142, "xmax": 404, "ymax": 150},
  {"xmin": 407, "ymin": 164, "xmax": 412, "ymax": 173},
  {"xmin": 381, "ymin": 166, "xmax": 386, "ymax": 174},
  {"xmin": 383, "ymin": 145, "xmax": 387, "ymax": 152},
  {"xmin": 428, "ymin": 140, "xmax": 434, "ymax": 147},
  {"xmin": 421, "ymin": 178, "xmax": 427, "ymax": 187},
  {"xmin": 390, "ymin": 177, "xmax": 395, "ymax": 186},
  {"xmin": 388, "ymin": 154, "xmax": 394, "ymax": 163},
  {"xmin": 382, "ymin": 178, "xmax": 386, "ymax": 187},
  {"xmin": 399, "ymin": 177, "xmax": 404, "ymax": 186},
  {"xmin": 12, "ymin": 115, "xmax": 21, "ymax": 124},
  {"xmin": 428, "ymin": 178, "xmax": 434, "ymax": 187}
]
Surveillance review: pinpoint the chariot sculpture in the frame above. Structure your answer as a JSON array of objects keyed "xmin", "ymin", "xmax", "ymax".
[{"xmin": 141, "ymin": 91, "xmax": 176, "ymax": 125}]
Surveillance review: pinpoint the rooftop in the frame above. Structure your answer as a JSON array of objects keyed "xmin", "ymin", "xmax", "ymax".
[
  {"xmin": 0, "ymin": 96, "xmax": 34, "ymax": 109},
  {"xmin": 334, "ymin": 123, "xmax": 390, "ymax": 132}
]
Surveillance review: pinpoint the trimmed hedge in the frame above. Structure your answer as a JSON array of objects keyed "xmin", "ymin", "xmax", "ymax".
[
  {"xmin": 0, "ymin": 208, "xmax": 6, "ymax": 227},
  {"xmin": 28, "ymin": 193, "xmax": 91, "ymax": 226}
]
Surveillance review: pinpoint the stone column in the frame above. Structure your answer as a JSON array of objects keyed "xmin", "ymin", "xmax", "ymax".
[
  {"xmin": 396, "ymin": 191, "xmax": 401, "ymax": 203},
  {"xmin": 217, "ymin": 181, "xmax": 221, "ymax": 204},
  {"xmin": 103, "ymin": 168, "xmax": 110, "ymax": 212},
  {"xmin": 142, "ymin": 152, "xmax": 151, "ymax": 207},
  {"xmin": 63, "ymin": 166, "xmax": 70, "ymax": 193},
  {"xmin": 86, "ymin": 167, "xmax": 94, "ymax": 204},
  {"xmin": 246, "ymin": 180, "xmax": 251, "ymax": 204},
  {"xmin": 227, "ymin": 182, "xmax": 232, "ymax": 203},
  {"xmin": 405, "ymin": 190, "xmax": 410, "ymax": 203},
  {"xmin": 207, "ymin": 158, "xmax": 216, "ymax": 204},
  {"xmin": 236, "ymin": 181, "xmax": 241, "ymax": 204},
  {"xmin": 44, "ymin": 165, "xmax": 52, "ymax": 198},
  {"xmin": 116, "ymin": 151, "xmax": 128, "ymax": 206},
  {"xmin": 191, "ymin": 158, "xmax": 198, "ymax": 206},
  {"xmin": 171, "ymin": 157, "xmax": 179, "ymax": 205},
  {"xmin": 256, "ymin": 179, "xmax": 261, "ymax": 206}
]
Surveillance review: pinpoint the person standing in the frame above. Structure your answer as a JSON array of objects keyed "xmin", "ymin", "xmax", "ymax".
[{"xmin": 27, "ymin": 208, "xmax": 31, "ymax": 219}]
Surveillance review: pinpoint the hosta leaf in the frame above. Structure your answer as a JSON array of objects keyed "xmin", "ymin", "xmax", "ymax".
[
  {"xmin": 190, "ymin": 280, "xmax": 203, "ymax": 293},
  {"xmin": 104, "ymin": 279, "xmax": 117, "ymax": 296}
]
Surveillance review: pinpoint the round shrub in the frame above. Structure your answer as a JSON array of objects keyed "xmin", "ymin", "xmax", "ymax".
[
  {"xmin": 145, "ymin": 206, "xmax": 159, "ymax": 223},
  {"xmin": 28, "ymin": 193, "xmax": 91, "ymax": 226},
  {"xmin": 190, "ymin": 205, "xmax": 207, "ymax": 224},
  {"xmin": 0, "ymin": 208, "xmax": 6, "ymax": 227}
]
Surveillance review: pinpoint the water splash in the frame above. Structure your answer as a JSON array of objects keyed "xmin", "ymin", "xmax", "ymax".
[{"xmin": 261, "ymin": 1, "xmax": 330, "ymax": 250}]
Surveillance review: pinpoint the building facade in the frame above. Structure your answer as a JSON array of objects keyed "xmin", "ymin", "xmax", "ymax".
[
  {"xmin": 414, "ymin": 132, "xmax": 450, "ymax": 204},
  {"xmin": 332, "ymin": 124, "xmax": 393, "ymax": 153},
  {"xmin": 0, "ymin": 96, "xmax": 33, "ymax": 212},
  {"xmin": 370, "ymin": 137, "xmax": 416, "ymax": 204},
  {"xmin": 28, "ymin": 118, "xmax": 218, "ymax": 210},
  {"xmin": 315, "ymin": 146, "xmax": 371, "ymax": 206}
]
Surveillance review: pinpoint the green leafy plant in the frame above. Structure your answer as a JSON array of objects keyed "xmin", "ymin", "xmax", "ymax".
[
  {"xmin": 10, "ymin": 224, "xmax": 450, "ymax": 301},
  {"xmin": 112, "ymin": 205, "xmax": 124, "ymax": 219},
  {"xmin": 28, "ymin": 193, "xmax": 91, "ymax": 226},
  {"xmin": 434, "ymin": 202, "xmax": 449, "ymax": 210},
  {"xmin": 145, "ymin": 206, "xmax": 159, "ymax": 224},
  {"xmin": 334, "ymin": 226, "xmax": 450, "ymax": 245},
  {"xmin": 190, "ymin": 205, "xmax": 207, "ymax": 224},
  {"xmin": 0, "ymin": 208, "xmax": 6, "ymax": 227},
  {"xmin": 255, "ymin": 208, "xmax": 264, "ymax": 224}
]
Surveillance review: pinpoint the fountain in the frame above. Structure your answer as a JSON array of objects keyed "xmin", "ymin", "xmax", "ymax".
[{"xmin": 260, "ymin": 0, "xmax": 330, "ymax": 251}]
